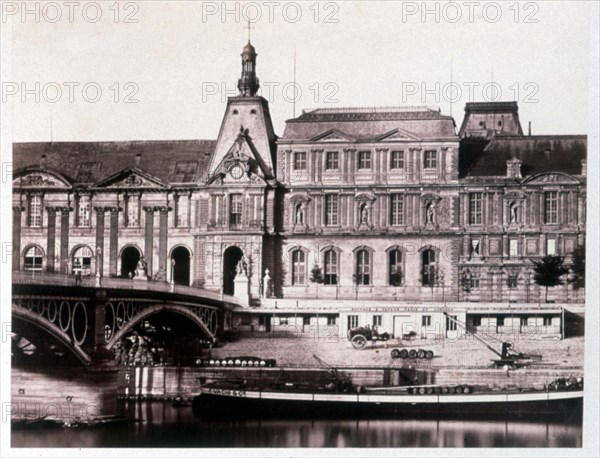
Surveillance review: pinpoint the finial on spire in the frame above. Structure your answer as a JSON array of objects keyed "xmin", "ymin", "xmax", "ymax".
[{"xmin": 245, "ymin": 19, "xmax": 254, "ymax": 43}]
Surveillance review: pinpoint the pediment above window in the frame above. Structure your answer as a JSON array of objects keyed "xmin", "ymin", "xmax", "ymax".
[
  {"xmin": 373, "ymin": 128, "xmax": 421, "ymax": 142},
  {"xmin": 310, "ymin": 129, "xmax": 356, "ymax": 142},
  {"xmin": 354, "ymin": 193, "xmax": 376, "ymax": 203},
  {"xmin": 13, "ymin": 169, "xmax": 71, "ymax": 189},
  {"xmin": 523, "ymin": 172, "xmax": 580, "ymax": 185},
  {"xmin": 94, "ymin": 167, "xmax": 167, "ymax": 190}
]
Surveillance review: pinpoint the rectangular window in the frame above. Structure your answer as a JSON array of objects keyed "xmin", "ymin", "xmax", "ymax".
[
  {"xmin": 424, "ymin": 150, "xmax": 437, "ymax": 169},
  {"xmin": 390, "ymin": 150, "xmax": 404, "ymax": 169},
  {"xmin": 347, "ymin": 315, "xmax": 359, "ymax": 330},
  {"xmin": 390, "ymin": 194, "xmax": 404, "ymax": 226},
  {"xmin": 230, "ymin": 194, "xmax": 243, "ymax": 227},
  {"xmin": 176, "ymin": 195, "xmax": 190, "ymax": 227},
  {"xmin": 469, "ymin": 192, "xmax": 483, "ymax": 225},
  {"xmin": 324, "ymin": 250, "xmax": 338, "ymax": 285},
  {"xmin": 358, "ymin": 151, "xmax": 371, "ymax": 170},
  {"xmin": 446, "ymin": 315, "xmax": 457, "ymax": 331},
  {"xmin": 77, "ymin": 195, "xmax": 91, "ymax": 227},
  {"xmin": 545, "ymin": 191, "xmax": 558, "ymax": 224},
  {"xmin": 327, "ymin": 316, "xmax": 336, "ymax": 326},
  {"xmin": 325, "ymin": 151, "xmax": 339, "ymax": 170},
  {"xmin": 372, "ymin": 315, "xmax": 383, "ymax": 328},
  {"xmin": 126, "ymin": 196, "xmax": 139, "ymax": 227},
  {"xmin": 29, "ymin": 195, "xmax": 42, "ymax": 227},
  {"xmin": 520, "ymin": 317, "xmax": 529, "ymax": 327},
  {"xmin": 303, "ymin": 316, "xmax": 311, "ymax": 326},
  {"xmin": 497, "ymin": 316, "xmax": 505, "ymax": 327},
  {"xmin": 546, "ymin": 239, "xmax": 556, "ymax": 255},
  {"xmin": 356, "ymin": 250, "xmax": 371, "ymax": 285},
  {"xmin": 472, "ymin": 315, "xmax": 482, "ymax": 327},
  {"xmin": 470, "ymin": 277, "xmax": 480, "ymax": 289},
  {"xmin": 172, "ymin": 161, "xmax": 198, "ymax": 182},
  {"xmin": 293, "ymin": 152, "xmax": 306, "ymax": 170},
  {"xmin": 291, "ymin": 249, "xmax": 306, "ymax": 285},
  {"xmin": 470, "ymin": 238, "xmax": 481, "ymax": 257},
  {"xmin": 543, "ymin": 316, "xmax": 553, "ymax": 326},
  {"xmin": 325, "ymin": 194, "xmax": 338, "ymax": 226},
  {"xmin": 508, "ymin": 275, "xmax": 518, "ymax": 288},
  {"xmin": 422, "ymin": 315, "xmax": 432, "ymax": 327},
  {"xmin": 509, "ymin": 239, "xmax": 519, "ymax": 257}
]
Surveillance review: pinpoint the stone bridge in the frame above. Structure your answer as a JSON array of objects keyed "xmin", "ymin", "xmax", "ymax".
[{"xmin": 12, "ymin": 272, "xmax": 243, "ymax": 367}]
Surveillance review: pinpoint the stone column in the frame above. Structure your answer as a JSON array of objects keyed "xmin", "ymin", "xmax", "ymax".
[
  {"xmin": 143, "ymin": 206, "xmax": 155, "ymax": 276},
  {"xmin": 94, "ymin": 207, "xmax": 105, "ymax": 277},
  {"xmin": 12, "ymin": 205, "xmax": 24, "ymax": 271},
  {"xmin": 46, "ymin": 207, "xmax": 57, "ymax": 272},
  {"xmin": 158, "ymin": 206, "xmax": 170, "ymax": 277},
  {"xmin": 109, "ymin": 207, "xmax": 120, "ymax": 276},
  {"xmin": 59, "ymin": 207, "xmax": 71, "ymax": 274}
]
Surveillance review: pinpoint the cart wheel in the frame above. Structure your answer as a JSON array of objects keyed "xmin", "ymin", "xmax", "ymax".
[
  {"xmin": 408, "ymin": 349, "xmax": 418, "ymax": 359},
  {"xmin": 391, "ymin": 348, "xmax": 401, "ymax": 358},
  {"xmin": 417, "ymin": 350, "xmax": 426, "ymax": 359},
  {"xmin": 399, "ymin": 349, "xmax": 409, "ymax": 359},
  {"xmin": 425, "ymin": 350, "xmax": 434, "ymax": 360},
  {"xmin": 351, "ymin": 334, "xmax": 368, "ymax": 349}
]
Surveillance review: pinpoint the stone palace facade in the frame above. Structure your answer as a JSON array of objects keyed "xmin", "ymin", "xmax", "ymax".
[{"xmin": 12, "ymin": 42, "xmax": 587, "ymax": 320}]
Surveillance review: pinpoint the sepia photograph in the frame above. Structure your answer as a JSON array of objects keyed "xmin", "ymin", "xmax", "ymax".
[{"xmin": 0, "ymin": 1, "xmax": 598, "ymax": 456}]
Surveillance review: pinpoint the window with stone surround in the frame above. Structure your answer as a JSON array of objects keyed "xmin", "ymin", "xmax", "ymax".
[
  {"xmin": 28, "ymin": 195, "xmax": 42, "ymax": 227},
  {"xmin": 325, "ymin": 151, "xmax": 339, "ymax": 170},
  {"xmin": 388, "ymin": 249, "xmax": 403, "ymax": 285},
  {"xmin": 469, "ymin": 192, "xmax": 483, "ymax": 225},
  {"xmin": 77, "ymin": 195, "xmax": 91, "ymax": 227},
  {"xmin": 176, "ymin": 194, "xmax": 190, "ymax": 227},
  {"xmin": 126, "ymin": 195, "xmax": 140, "ymax": 227},
  {"xmin": 355, "ymin": 249, "xmax": 371, "ymax": 285},
  {"xmin": 291, "ymin": 249, "xmax": 306, "ymax": 285},
  {"xmin": 424, "ymin": 150, "xmax": 437, "ymax": 169},
  {"xmin": 24, "ymin": 245, "xmax": 43, "ymax": 271},
  {"xmin": 390, "ymin": 194, "xmax": 404, "ymax": 226},
  {"xmin": 544, "ymin": 191, "xmax": 558, "ymax": 224},
  {"xmin": 72, "ymin": 246, "xmax": 92, "ymax": 276},
  {"xmin": 325, "ymin": 194, "xmax": 338, "ymax": 226},
  {"xmin": 324, "ymin": 249, "xmax": 338, "ymax": 285},
  {"xmin": 358, "ymin": 151, "xmax": 371, "ymax": 170},
  {"xmin": 229, "ymin": 194, "xmax": 243, "ymax": 227},
  {"xmin": 293, "ymin": 152, "xmax": 306, "ymax": 170},
  {"xmin": 390, "ymin": 150, "xmax": 404, "ymax": 169}
]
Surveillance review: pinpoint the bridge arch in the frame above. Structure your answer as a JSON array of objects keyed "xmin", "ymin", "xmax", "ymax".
[
  {"xmin": 105, "ymin": 304, "xmax": 216, "ymax": 350},
  {"xmin": 12, "ymin": 307, "xmax": 91, "ymax": 365}
]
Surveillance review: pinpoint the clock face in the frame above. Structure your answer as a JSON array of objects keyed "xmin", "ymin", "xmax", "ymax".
[{"xmin": 230, "ymin": 164, "xmax": 244, "ymax": 180}]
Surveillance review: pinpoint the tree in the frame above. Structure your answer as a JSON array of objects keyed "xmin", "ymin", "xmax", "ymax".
[
  {"xmin": 310, "ymin": 264, "xmax": 324, "ymax": 298},
  {"xmin": 570, "ymin": 244, "xmax": 585, "ymax": 290},
  {"xmin": 389, "ymin": 270, "xmax": 402, "ymax": 301},
  {"xmin": 532, "ymin": 255, "xmax": 569, "ymax": 303}
]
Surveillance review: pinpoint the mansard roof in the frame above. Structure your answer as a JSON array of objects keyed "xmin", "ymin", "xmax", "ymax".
[
  {"xmin": 12, "ymin": 140, "xmax": 216, "ymax": 186},
  {"xmin": 459, "ymin": 135, "xmax": 587, "ymax": 178},
  {"xmin": 281, "ymin": 106, "xmax": 457, "ymax": 142}
]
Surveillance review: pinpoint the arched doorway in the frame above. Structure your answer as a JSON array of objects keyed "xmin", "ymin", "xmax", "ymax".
[
  {"xmin": 223, "ymin": 246, "xmax": 243, "ymax": 295},
  {"xmin": 121, "ymin": 246, "xmax": 141, "ymax": 278},
  {"xmin": 171, "ymin": 246, "xmax": 191, "ymax": 286}
]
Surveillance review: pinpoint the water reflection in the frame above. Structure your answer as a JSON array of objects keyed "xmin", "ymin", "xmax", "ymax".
[{"xmin": 11, "ymin": 401, "xmax": 582, "ymax": 448}]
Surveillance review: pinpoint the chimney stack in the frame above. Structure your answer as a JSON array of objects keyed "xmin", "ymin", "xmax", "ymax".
[
  {"xmin": 506, "ymin": 158, "xmax": 522, "ymax": 179},
  {"xmin": 581, "ymin": 159, "xmax": 587, "ymax": 176},
  {"xmin": 135, "ymin": 153, "xmax": 142, "ymax": 167},
  {"xmin": 528, "ymin": 121, "xmax": 531, "ymax": 136}
]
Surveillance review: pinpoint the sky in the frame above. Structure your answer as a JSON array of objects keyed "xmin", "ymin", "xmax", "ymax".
[{"xmin": 2, "ymin": 1, "xmax": 594, "ymax": 142}]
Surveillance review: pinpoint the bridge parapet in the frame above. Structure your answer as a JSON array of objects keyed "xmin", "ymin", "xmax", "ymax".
[{"xmin": 12, "ymin": 273, "xmax": 242, "ymax": 367}]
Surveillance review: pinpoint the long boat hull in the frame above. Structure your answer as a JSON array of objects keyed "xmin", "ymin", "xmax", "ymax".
[{"xmin": 193, "ymin": 386, "xmax": 583, "ymax": 421}]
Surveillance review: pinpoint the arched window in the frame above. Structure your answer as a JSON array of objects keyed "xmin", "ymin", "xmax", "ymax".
[
  {"xmin": 421, "ymin": 248, "xmax": 437, "ymax": 286},
  {"xmin": 291, "ymin": 249, "xmax": 306, "ymax": 285},
  {"xmin": 24, "ymin": 246, "xmax": 43, "ymax": 271},
  {"xmin": 324, "ymin": 249, "xmax": 338, "ymax": 285},
  {"xmin": 72, "ymin": 246, "xmax": 93, "ymax": 276},
  {"xmin": 389, "ymin": 249, "xmax": 403, "ymax": 286},
  {"xmin": 356, "ymin": 249, "xmax": 371, "ymax": 285}
]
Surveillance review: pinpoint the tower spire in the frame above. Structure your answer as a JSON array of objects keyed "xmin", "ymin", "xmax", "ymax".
[{"xmin": 237, "ymin": 34, "xmax": 259, "ymax": 97}]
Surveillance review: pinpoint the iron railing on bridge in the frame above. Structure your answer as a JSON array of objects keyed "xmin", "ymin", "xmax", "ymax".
[{"xmin": 12, "ymin": 271, "xmax": 246, "ymax": 307}]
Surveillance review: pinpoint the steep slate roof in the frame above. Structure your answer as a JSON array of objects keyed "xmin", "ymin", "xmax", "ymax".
[
  {"xmin": 281, "ymin": 107, "xmax": 457, "ymax": 141},
  {"xmin": 460, "ymin": 135, "xmax": 587, "ymax": 178},
  {"xmin": 13, "ymin": 140, "xmax": 216, "ymax": 186}
]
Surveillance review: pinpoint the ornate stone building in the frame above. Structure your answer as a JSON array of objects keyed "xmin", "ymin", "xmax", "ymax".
[{"xmin": 12, "ymin": 42, "xmax": 587, "ymax": 334}]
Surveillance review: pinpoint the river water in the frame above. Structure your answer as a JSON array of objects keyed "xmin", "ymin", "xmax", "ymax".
[{"xmin": 11, "ymin": 401, "xmax": 582, "ymax": 448}]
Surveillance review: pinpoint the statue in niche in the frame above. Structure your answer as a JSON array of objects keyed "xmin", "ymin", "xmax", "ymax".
[
  {"xmin": 295, "ymin": 203, "xmax": 304, "ymax": 225},
  {"xmin": 509, "ymin": 202, "xmax": 518, "ymax": 223},
  {"xmin": 262, "ymin": 268, "xmax": 271, "ymax": 298},
  {"xmin": 360, "ymin": 203, "xmax": 369, "ymax": 224},
  {"xmin": 425, "ymin": 202, "xmax": 435, "ymax": 224},
  {"xmin": 236, "ymin": 255, "xmax": 249, "ymax": 277},
  {"xmin": 135, "ymin": 256, "xmax": 148, "ymax": 278}
]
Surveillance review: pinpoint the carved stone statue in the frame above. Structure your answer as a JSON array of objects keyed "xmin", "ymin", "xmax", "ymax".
[
  {"xmin": 509, "ymin": 202, "xmax": 518, "ymax": 223},
  {"xmin": 262, "ymin": 268, "xmax": 271, "ymax": 299},
  {"xmin": 135, "ymin": 256, "xmax": 148, "ymax": 279},
  {"xmin": 295, "ymin": 203, "xmax": 304, "ymax": 225},
  {"xmin": 360, "ymin": 203, "xmax": 369, "ymax": 224},
  {"xmin": 425, "ymin": 203, "xmax": 434, "ymax": 223}
]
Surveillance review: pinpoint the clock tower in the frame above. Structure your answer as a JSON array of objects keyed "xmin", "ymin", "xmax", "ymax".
[{"xmin": 202, "ymin": 41, "xmax": 279, "ymax": 305}]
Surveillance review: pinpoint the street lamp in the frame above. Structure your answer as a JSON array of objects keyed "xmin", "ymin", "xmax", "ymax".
[{"xmin": 170, "ymin": 258, "xmax": 176, "ymax": 291}]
